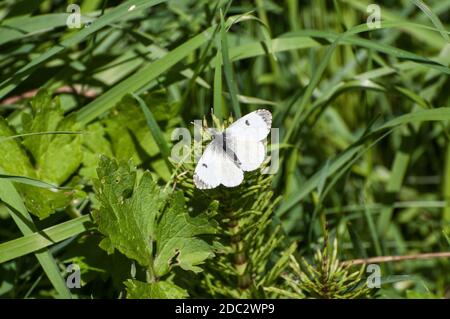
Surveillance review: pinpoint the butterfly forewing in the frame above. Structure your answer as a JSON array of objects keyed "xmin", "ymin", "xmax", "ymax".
[
  {"xmin": 225, "ymin": 109, "xmax": 271, "ymax": 172},
  {"xmin": 193, "ymin": 141, "xmax": 243, "ymax": 189},
  {"xmin": 225, "ymin": 109, "xmax": 272, "ymax": 142}
]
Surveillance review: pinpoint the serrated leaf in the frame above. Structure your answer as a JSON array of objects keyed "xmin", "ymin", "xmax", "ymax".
[
  {"xmin": 154, "ymin": 190, "xmax": 217, "ymax": 276},
  {"xmin": 22, "ymin": 90, "xmax": 82, "ymax": 185},
  {"xmin": 104, "ymin": 96, "xmax": 160, "ymax": 163},
  {"xmin": 80, "ymin": 94, "xmax": 174, "ymax": 181},
  {"xmin": 0, "ymin": 90, "xmax": 82, "ymax": 219},
  {"xmin": 93, "ymin": 157, "xmax": 163, "ymax": 267},
  {"xmin": 80, "ymin": 122, "xmax": 113, "ymax": 180},
  {"xmin": 93, "ymin": 156, "xmax": 217, "ymax": 278},
  {"xmin": 0, "ymin": 117, "xmax": 35, "ymax": 177},
  {"xmin": 124, "ymin": 279, "xmax": 188, "ymax": 299}
]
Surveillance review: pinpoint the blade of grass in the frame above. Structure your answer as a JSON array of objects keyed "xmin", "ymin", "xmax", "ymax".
[
  {"xmin": 0, "ymin": 170, "xmax": 71, "ymax": 298},
  {"xmin": 277, "ymin": 108, "xmax": 450, "ymax": 217},
  {"xmin": 410, "ymin": 0, "xmax": 449, "ymax": 42},
  {"xmin": 77, "ymin": 14, "xmax": 256, "ymax": 125},
  {"xmin": 0, "ymin": 14, "xmax": 81, "ymax": 46},
  {"xmin": 0, "ymin": 215, "xmax": 92, "ymax": 264},
  {"xmin": 213, "ymin": 49, "xmax": 224, "ymax": 119},
  {"xmin": 443, "ymin": 144, "xmax": 450, "ymax": 235},
  {"xmin": 344, "ymin": 0, "xmax": 447, "ymax": 49},
  {"xmin": 0, "ymin": 131, "xmax": 83, "ymax": 143},
  {"xmin": 283, "ymin": 28, "xmax": 450, "ymax": 75},
  {"xmin": 76, "ymin": 24, "xmax": 214, "ymax": 125},
  {"xmin": 226, "ymin": 19, "xmax": 450, "ymax": 64},
  {"xmin": 220, "ymin": 10, "xmax": 241, "ymax": 118},
  {"xmin": 0, "ymin": 0, "xmax": 168, "ymax": 100},
  {"xmin": 132, "ymin": 93, "xmax": 171, "ymax": 169},
  {"xmin": 377, "ymin": 148, "xmax": 411, "ymax": 236},
  {"xmin": 0, "ymin": 174, "xmax": 70, "ymax": 190}
]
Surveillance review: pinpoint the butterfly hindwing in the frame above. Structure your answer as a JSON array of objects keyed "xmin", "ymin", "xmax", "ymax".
[
  {"xmin": 228, "ymin": 138, "xmax": 266, "ymax": 172},
  {"xmin": 193, "ymin": 141, "xmax": 243, "ymax": 189}
]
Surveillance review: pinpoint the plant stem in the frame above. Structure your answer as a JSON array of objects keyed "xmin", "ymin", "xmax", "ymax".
[
  {"xmin": 224, "ymin": 206, "xmax": 251, "ymax": 290},
  {"xmin": 342, "ymin": 252, "xmax": 450, "ymax": 266}
]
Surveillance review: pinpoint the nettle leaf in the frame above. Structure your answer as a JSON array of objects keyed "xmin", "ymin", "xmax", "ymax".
[
  {"xmin": 93, "ymin": 156, "xmax": 217, "ymax": 278},
  {"xmin": 0, "ymin": 118, "xmax": 35, "ymax": 177},
  {"xmin": 80, "ymin": 122, "xmax": 113, "ymax": 180},
  {"xmin": 93, "ymin": 156, "xmax": 166, "ymax": 266},
  {"xmin": 124, "ymin": 279, "xmax": 188, "ymax": 299},
  {"xmin": 0, "ymin": 90, "xmax": 82, "ymax": 219},
  {"xmin": 154, "ymin": 190, "xmax": 218, "ymax": 276},
  {"xmin": 22, "ymin": 91, "xmax": 82, "ymax": 185},
  {"xmin": 81, "ymin": 94, "xmax": 175, "ymax": 181}
]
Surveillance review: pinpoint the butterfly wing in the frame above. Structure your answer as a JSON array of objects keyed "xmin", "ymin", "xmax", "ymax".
[
  {"xmin": 193, "ymin": 140, "xmax": 243, "ymax": 189},
  {"xmin": 225, "ymin": 109, "xmax": 272, "ymax": 142},
  {"xmin": 193, "ymin": 109, "xmax": 272, "ymax": 188},
  {"xmin": 230, "ymin": 139, "xmax": 266, "ymax": 172},
  {"xmin": 218, "ymin": 148, "xmax": 244, "ymax": 188},
  {"xmin": 224, "ymin": 109, "xmax": 271, "ymax": 172}
]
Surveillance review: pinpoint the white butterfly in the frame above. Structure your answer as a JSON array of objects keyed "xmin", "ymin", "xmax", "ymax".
[{"xmin": 194, "ymin": 109, "xmax": 272, "ymax": 189}]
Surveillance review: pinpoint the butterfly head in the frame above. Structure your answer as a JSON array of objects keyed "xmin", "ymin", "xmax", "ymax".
[{"xmin": 210, "ymin": 130, "xmax": 224, "ymax": 140}]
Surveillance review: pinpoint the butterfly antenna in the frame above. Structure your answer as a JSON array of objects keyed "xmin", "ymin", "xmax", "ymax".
[{"xmin": 211, "ymin": 107, "xmax": 214, "ymax": 124}]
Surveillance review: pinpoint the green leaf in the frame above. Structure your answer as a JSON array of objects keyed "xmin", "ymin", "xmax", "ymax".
[
  {"xmin": 0, "ymin": 131, "xmax": 82, "ymax": 143},
  {"xmin": 282, "ymin": 28, "xmax": 450, "ymax": 75},
  {"xmin": 93, "ymin": 157, "xmax": 160, "ymax": 266},
  {"xmin": 213, "ymin": 49, "xmax": 223, "ymax": 119},
  {"xmin": 0, "ymin": 117, "xmax": 35, "ymax": 177},
  {"xmin": 80, "ymin": 122, "xmax": 114, "ymax": 180},
  {"xmin": 0, "ymin": 91, "xmax": 82, "ymax": 219},
  {"xmin": 22, "ymin": 90, "xmax": 82, "ymax": 185},
  {"xmin": 93, "ymin": 156, "xmax": 216, "ymax": 278},
  {"xmin": 153, "ymin": 190, "xmax": 217, "ymax": 277},
  {"xmin": 344, "ymin": 0, "xmax": 448, "ymax": 49},
  {"xmin": 0, "ymin": 171, "xmax": 71, "ymax": 298},
  {"xmin": 410, "ymin": 0, "xmax": 449, "ymax": 42},
  {"xmin": 124, "ymin": 279, "xmax": 188, "ymax": 299},
  {"xmin": 80, "ymin": 94, "xmax": 174, "ymax": 181},
  {"xmin": 104, "ymin": 96, "xmax": 162, "ymax": 162},
  {"xmin": 0, "ymin": 215, "xmax": 92, "ymax": 264}
]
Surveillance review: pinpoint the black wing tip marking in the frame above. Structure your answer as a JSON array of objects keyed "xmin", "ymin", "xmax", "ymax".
[
  {"xmin": 194, "ymin": 173, "xmax": 213, "ymax": 190},
  {"xmin": 256, "ymin": 109, "xmax": 272, "ymax": 127}
]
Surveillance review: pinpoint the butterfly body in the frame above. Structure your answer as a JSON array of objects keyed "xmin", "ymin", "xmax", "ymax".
[{"xmin": 194, "ymin": 109, "xmax": 272, "ymax": 189}]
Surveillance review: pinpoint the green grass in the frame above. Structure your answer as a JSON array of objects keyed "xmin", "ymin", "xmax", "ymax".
[{"xmin": 0, "ymin": 0, "xmax": 449, "ymax": 299}]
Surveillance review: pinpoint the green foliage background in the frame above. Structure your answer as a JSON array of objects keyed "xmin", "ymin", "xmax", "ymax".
[{"xmin": 0, "ymin": 0, "xmax": 449, "ymax": 299}]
